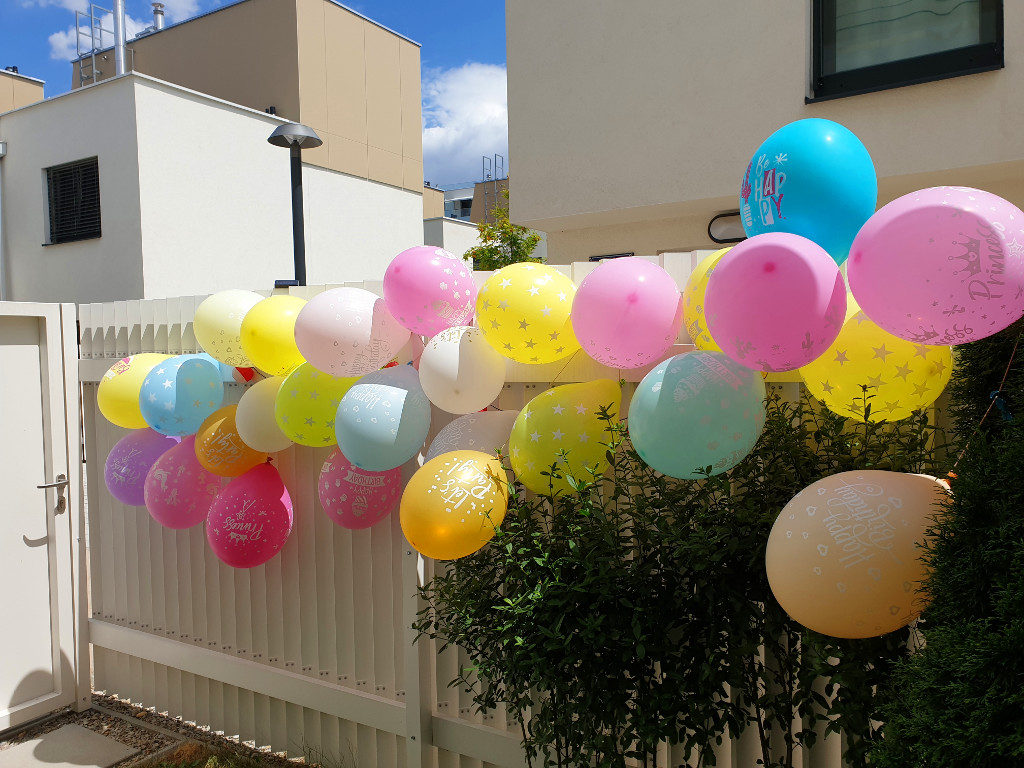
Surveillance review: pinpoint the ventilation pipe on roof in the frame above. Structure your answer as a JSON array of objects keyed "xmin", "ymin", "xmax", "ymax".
[
  {"xmin": 153, "ymin": 3, "xmax": 165, "ymax": 30},
  {"xmin": 113, "ymin": 0, "xmax": 127, "ymax": 76}
]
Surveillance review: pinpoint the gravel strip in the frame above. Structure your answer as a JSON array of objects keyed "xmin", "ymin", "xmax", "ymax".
[{"xmin": 1, "ymin": 693, "xmax": 298, "ymax": 767}]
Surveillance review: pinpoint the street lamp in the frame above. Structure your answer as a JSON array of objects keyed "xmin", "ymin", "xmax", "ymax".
[{"xmin": 268, "ymin": 123, "xmax": 323, "ymax": 287}]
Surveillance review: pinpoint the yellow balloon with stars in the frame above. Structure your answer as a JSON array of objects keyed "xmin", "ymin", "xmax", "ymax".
[
  {"xmin": 800, "ymin": 298, "xmax": 953, "ymax": 422},
  {"xmin": 682, "ymin": 248, "xmax": 730, "ymax": 352},
  {"xmin": 476, "ymin": 263, "xmax": 581, "ymax": 364},
  {"xmin": 274, "ymin": 362, "xmax": 359, "ymax": 447},
  {"xmin": 509, "ymin": 379, "xmax": 621, "ymax": 495}
]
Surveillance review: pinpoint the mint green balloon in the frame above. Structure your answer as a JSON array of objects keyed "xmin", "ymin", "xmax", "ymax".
[{"xmin": 628, "ymin": 352, "xmax": 766, "ymax": 479}]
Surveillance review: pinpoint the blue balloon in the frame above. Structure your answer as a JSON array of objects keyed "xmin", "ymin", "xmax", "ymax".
[
  {"xmin": 739, "ymin": 118, "xmax": 876, "ymax": 265},
  {"xmin": 628, "ymin": 352, "xmax": 766, "ymax": 480},
  {"xmin": 139, "ymin": 353, "xmax": 225, "ymax": 436},
  {"xmin": 335, "ymin": 364, "xmax": 431, "ymax": 471}
]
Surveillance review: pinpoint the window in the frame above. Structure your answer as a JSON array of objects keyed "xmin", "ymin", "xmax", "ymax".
[
  {"xmin": 45, "ymin": 157, "xmax": 102, "ymax": 244},
  {"xmin": 810, "ymin": 0, "xmax": 1003, "ymax": 102}
]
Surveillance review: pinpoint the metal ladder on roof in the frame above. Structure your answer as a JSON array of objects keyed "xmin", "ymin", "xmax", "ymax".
[{"xmin": 74, "ymin": 3, "xmax": 134, "ymax": 87}]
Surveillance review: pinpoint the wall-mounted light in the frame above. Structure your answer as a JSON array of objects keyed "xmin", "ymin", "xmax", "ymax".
[{"xmin": 708, "ymin": 211, "xmax": 747, "ymax": 244}]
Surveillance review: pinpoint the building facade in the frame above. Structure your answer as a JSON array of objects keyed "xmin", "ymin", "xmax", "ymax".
[{"xmin": 506, "ymin": 1, "xmax": 1024, "ymax": 264}]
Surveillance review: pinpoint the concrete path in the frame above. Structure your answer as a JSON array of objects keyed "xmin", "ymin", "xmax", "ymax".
[{"xmin": 0, "ymin": 724, "xmax": 137, "ymax": 768}]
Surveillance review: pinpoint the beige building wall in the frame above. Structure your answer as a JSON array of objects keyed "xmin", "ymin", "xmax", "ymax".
[
  {"xmin": 73, "ymin": 0, "xmax": 424, "ymax": 193},
  {"xmin": 0, "ymin": 70, "xmax": 44, "ymax": 114},
  {"xmin": 507, "ymin": 1, "xmax": 1024, "ymax": 263},
  {"xmin": 423, "ymin": 186, "xmax": 444, "ymax": 219}
]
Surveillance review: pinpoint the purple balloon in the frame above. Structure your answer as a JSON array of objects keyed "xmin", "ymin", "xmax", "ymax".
[{"xmin": 104, "ymin": 429, "xmax": 179, "ymax": 506}]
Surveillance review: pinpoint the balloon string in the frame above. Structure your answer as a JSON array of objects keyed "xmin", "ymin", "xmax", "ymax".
[
  {"xmin": 952, "ymin": 325, "xmax": 1023, "ymax": 470},
  {"xmin": 550, "ymin": 348, "xmax": 583, "ymax": 384}
]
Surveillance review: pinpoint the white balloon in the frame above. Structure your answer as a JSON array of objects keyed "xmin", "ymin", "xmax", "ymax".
[
  {"xmin": 235, "ymin": 377, "xmax": 294, "ymax": 453},
  {"xmin": 418, "ymin": 326, "xmax": 507, "ymax": 414},
  {"xmin": 425, "ymin": 409, "xmax": 521, "ymax": 462}
]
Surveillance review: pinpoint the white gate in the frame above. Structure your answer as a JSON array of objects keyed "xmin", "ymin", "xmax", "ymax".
[{"xmin": 0, "ymin": 302, "xmax": 88, "ymax": 732}]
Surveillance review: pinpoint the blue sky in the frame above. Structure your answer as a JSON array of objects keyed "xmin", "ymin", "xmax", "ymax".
[{"xmin": 0, "ymin": 0, "xmax": 508, "ymax": 184}]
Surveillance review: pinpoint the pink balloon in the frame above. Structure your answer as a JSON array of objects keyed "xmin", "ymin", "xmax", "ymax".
[
  {"xmin": 705, "ymin": 233, "xmax": 846, "ymax": 372},
  {"xmin": 383, "ymin": 246, "xmax": 477, "ymax": 336},
  {"xmin": 571, "ymin": 258, "xmax": 683, "ymax": 368},
  {"xmin": 318, "ymin": 449, "xmax": 401, "ymax": 530},
  {"xmin": 144, "ymin": 436, "xmax": 222, "ymax": 529},
  {"xmin": 104, "ymin": 429, "xmax": 179, "ymax": 506},
  {"xmin": 294, "ymin": 287, "xmax": 410, "ymax": 377},
  {"xmin": 848, "ymin": 186, "xmax": 1024, "ymax": 345},
  {"xmin": 206, "ymin": 462, "xmax": 293, "ymax": 568}
]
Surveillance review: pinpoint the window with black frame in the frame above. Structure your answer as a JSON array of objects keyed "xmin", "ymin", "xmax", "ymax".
[
  {"xmin": 810, "ymin": 0, "xmax": 1003, "ymax": 101},
  {"xmin": 45, "ymin": 157, "xmax": 102, "ymax": 244}
]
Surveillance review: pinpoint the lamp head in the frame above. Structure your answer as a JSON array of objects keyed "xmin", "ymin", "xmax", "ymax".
[{"xmin": 267, "ymin": 123, "xmax": 323, "ymax": 149}]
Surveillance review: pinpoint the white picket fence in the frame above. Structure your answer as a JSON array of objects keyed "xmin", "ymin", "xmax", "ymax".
[{"xmin": 77, "ymin": 256, "xmax": 840, "ymax": 768}]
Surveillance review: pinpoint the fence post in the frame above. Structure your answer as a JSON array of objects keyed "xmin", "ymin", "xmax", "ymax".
[{"xmin": 404, "ymin": 547, "xmax": 432, "ymax": 766}]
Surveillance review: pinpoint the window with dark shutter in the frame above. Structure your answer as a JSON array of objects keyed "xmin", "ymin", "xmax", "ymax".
[
  {"xmin": 810, "ymin": 0, "xmax": 1003, "ymax": 102},
  {"xmin": 45, "ymin": 157, "xmax": 102, "ymax": 244}
]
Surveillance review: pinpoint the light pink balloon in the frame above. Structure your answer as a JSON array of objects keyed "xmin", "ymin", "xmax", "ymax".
[
  {"xmin": 294, "ymin": 287, "xmax": 410, "ymax": 377},
  {"xmin": 705, "ymin": 233, "xmax": 846, "ymax": 372},
  {"xmin": 144, "ymin": 436, "xmax": 221, "ymax": 529},
  {"xmin": 206, "ymin": 462, "xmax": 293, "ymax": 568},
  {"xmin": 571, "ymin": 258, "xmax": 683, "ymax": 368},
  {"xmin": 383, "ymin": 246, "xmax": 477, "ymax": 336},
  {"xmin": 318, "ymin": 449, "xmax": 401, "ymax": 530},
  {"xmin": 848, "ymin": 186, "xmax": 1024, "ymax": 345}
]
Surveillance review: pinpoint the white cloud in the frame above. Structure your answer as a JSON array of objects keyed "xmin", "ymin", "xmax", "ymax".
[
  {"xmin": 159, "ymin": 0, "xmax": 201, "ymax": 23},
  {"xmin": 49, "ymin": 12, "xmax": 149, "ymax": 61},
  {"xmin": 22, "ymin": 0, "xmax": 89, "ymax": 12},
  {"xmin": 422, "ymin": 62, "xmax": 508, "ymax": 186}
]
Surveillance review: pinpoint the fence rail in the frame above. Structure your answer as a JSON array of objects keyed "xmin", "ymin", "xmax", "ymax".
[{"xmin": 78, "ymin": 255, "xmax": 836, "ymax": 768}]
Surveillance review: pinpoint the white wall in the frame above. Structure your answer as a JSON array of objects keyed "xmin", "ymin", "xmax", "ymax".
[
  {"xmin": 507, "ymin": 1, "xmax": 1024, "ymax": 237},
  {"xmin": 0, "ymin": 77, "xmax": 146, "ymax": 303},
  {"xmin": 423, "ymin": 216, "xmax": 480, "ymax": 260},
  {"xmin": 304, "ymin": 167, "xmax": 425, "ymax": 284}
]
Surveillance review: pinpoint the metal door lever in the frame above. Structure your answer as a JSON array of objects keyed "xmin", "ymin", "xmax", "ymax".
[
  {"xmin": 37, "ymin": 474, "xmax": 69, "ymax": 514},
  {"xmin": 37, "ymin": 474, "xmax": 69, "ymax": 489}
]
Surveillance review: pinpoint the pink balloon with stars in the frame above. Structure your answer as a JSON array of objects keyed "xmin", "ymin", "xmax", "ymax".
[{"xmin": 383, "ymin": 246, "xmax": 477, "ymax": 337}]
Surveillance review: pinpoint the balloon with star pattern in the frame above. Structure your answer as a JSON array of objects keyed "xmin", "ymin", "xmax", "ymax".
[
  {"xmin": 475, "ymin": 263, "xmax": 581, "ymax": 364},
  {"xmin": 800, "ymin": 299, "xmax": 953, "ymax": 421},
  {"xmin": 274, "ymin": 363, "xmax": 359, "ymax": 447},
  {"xmin": 509, "ymin": 379, "xmax": 621, "ymax": 495},
  {"xmin": 139, "ymin": 353, "xmax": 225, "ymax": 436}
]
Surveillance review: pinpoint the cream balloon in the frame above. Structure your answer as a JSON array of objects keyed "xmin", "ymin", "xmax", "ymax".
[
  {"xmin": 425, "ymin": 409, "xmax": 521, "ymax": 462},
  {"xmin": 766, "ymin": 470, "xmax": 949, "ymax": 639},
  {"xmin": 193, "ymin": 289, "xmax": 264, "ymax": 367},
  {"xmin": 235, "ymin": 377, "xmax": 294, "ymax": 453},
  {"xmin": 418, "ymin": 326, "xmax": 507, "ymax": 414}
]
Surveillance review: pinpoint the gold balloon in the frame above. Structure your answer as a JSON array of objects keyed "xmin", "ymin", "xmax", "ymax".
[
  {"xmin": 766, "ymin": 470, "xmax": 949, "ymax": 639},
  {"xmin": 800, "ymin": 299, "xmax": 952, "ymax": 421},
  {"xmin": 400, "ymin": 450, "xmax": 508, "ymax": 560},
  {"xmin": 682, "ymin": 248, "xmax": 730, "ymax": 352},
  {"xmin": 509, "ymin": 379, "xmax": 621, "ymax": 495},
  {"xmin": 475, "ymin": 263, "xmax": 580, "ymax": 364},
  {"xmin": 239, "ymin": 295, "xmax": 307, "ymax": 376},
  {"xmin": 274, "ymin": 363, "xmax": 358, "ymax": 447},
  {"xmin": 97, "ymin": 353, "xmax": 171, "ymax": 428},
  {"xmin": 195, "ymin": 405, "xmax": 268, "ymax": 477}
]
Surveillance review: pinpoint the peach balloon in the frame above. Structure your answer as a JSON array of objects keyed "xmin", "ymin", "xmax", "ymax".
[
  {"xmin": 194, "ymin": 405, "xmax": 268, "ymax": 477},
  {"xmin": 766, "ymin": 470, "xmax": 949, "ymax": 638}
]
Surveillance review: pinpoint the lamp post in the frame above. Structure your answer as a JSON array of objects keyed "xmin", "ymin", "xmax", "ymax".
[{"xmin": 268, "ymin": 123, "xmax": 322, "ymax": 287}]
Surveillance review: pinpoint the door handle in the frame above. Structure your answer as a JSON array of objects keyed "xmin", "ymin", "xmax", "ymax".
[{"xmin": 37, "ymin": 474, "xmax": 68, "ymax": 514}]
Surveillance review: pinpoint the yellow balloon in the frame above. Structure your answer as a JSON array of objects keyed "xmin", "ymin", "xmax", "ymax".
[
  {"xmin": 400, "ymin": 450, "xmax": 508, "ymax": 560},
  {"xmin": 800, "ymin": 298, "xmax": 953, "ymax": 421},
  {"xmin": 274, "ymin": 363, "xmax": 359, "ymax": 447},
  {"xmin": 239, "ymin": 295, "xmax": 307, "ymax": 376},
  {"xmin": 476, "ymin": 263, "xmax": 580, "ymax": 364},
  {"xmin": 97, "ymin": 353, "xmax": 171, "ymax": 428},
  {"xmin": 194, "ymin": 289, "xmax": 264, "ymax": 367},
  {"xmin": 767, "ymin": 470, "xmax": 949, "ymax": 638},
  {"xmin": 509, "ymin": 379, "xmax": 621, "ymax": 495},
  {"xmin": 682, "ymin": 248, "xmax": 730, "ymax": 352},
  {"xmin": 195, "ymin": 405, "xmax": 268, "ymax": 477}
]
